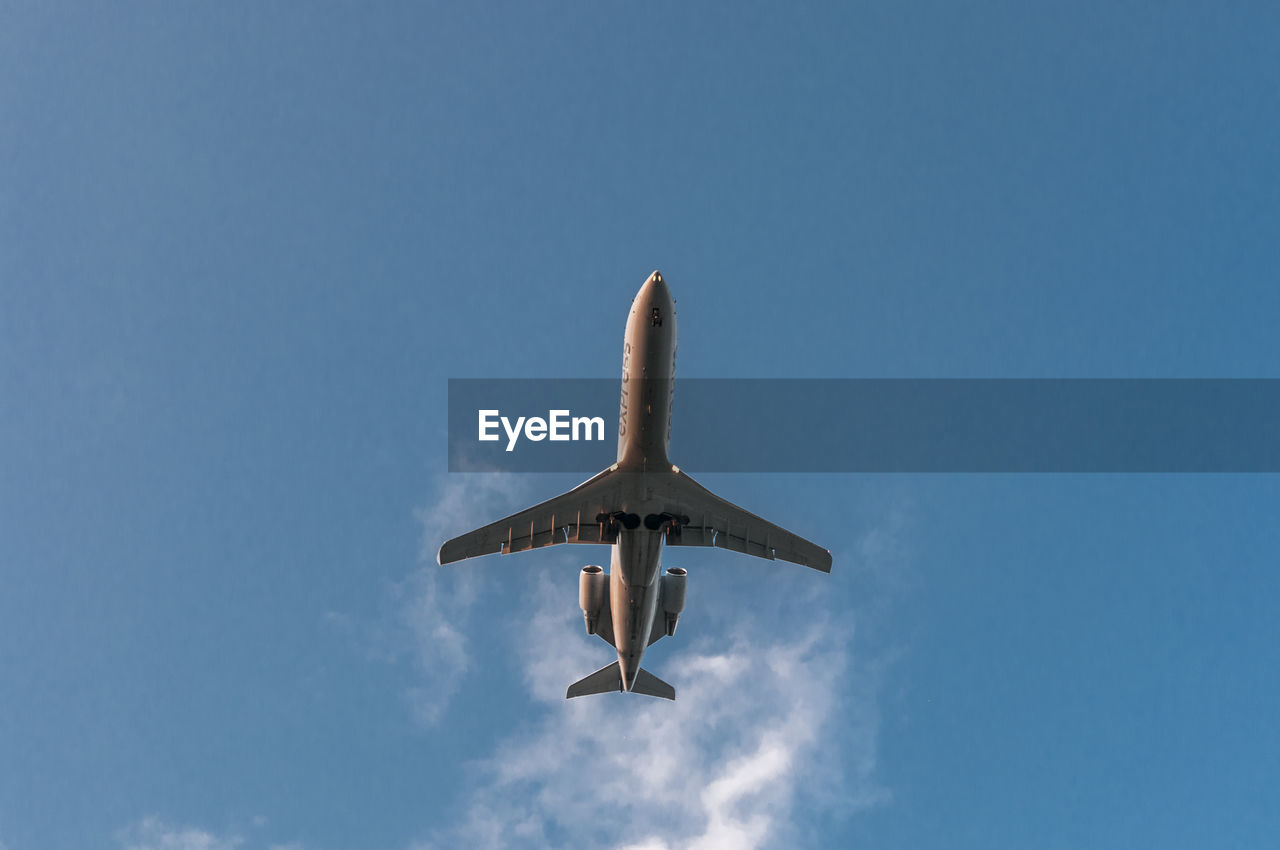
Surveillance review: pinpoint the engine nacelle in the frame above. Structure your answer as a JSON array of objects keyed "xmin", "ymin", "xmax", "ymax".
[
  {"xmin": 660, "ymin": 567, "xmax": 687, "ymax": 637},
  {"xmin": 579, "ymin": 565, "xmax": 607, "ymax": 635}
]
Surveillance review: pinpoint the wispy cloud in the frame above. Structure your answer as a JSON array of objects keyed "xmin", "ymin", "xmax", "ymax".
[
  {"xmin": 327, "ymin": 472, "xmax": 557, "ymax": 724},
  {"xmin": 115, "ymin": 817, "xmax": 308, "ymax": 850},
  {"xmin": 378, "ymin": 473, "xmax": 526, "ymax": 725},
  {"xmin": 414, "ymin": 530, "xmax": 899, "ymax": 850},
  {"xmin": 116, "ymin": 817, "xmax": 243, "ymax": 850},
  {"xmin": 114, "ymin": 491, "xmax": 905, "ymax": 850}
]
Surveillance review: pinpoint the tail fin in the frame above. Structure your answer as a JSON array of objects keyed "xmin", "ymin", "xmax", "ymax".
[{"xmin": 565, "ymin": 662, "xmax": 677, "ymax": 700}]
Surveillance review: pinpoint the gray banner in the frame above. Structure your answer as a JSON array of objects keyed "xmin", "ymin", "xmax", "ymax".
[{"xmin": 447, "ymin": 379, "xmax": 1280, "ymax": 473}]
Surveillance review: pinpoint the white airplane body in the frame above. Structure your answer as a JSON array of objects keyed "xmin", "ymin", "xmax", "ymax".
[{"xmin": 439, "ymin": 272, "xmax": 831, "ymax": 699}]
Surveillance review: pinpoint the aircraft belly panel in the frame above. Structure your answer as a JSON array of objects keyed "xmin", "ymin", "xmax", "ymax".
[{"xmin": 610, "ymin": 531, "xmax": 663, "ymax": 670}]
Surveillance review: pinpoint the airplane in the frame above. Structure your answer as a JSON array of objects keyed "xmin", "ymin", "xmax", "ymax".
[{"xmin": 438, "ymin": 271, "xmax": 832, "ymax": 700}]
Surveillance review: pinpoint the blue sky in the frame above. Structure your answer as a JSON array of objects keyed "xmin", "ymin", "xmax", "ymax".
[{"xmin": 3, "ymin": 2, "xmax": 1279, "ymax": 848}]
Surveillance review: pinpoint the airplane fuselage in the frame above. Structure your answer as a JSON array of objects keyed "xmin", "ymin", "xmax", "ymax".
[{"xmin": 610, "ymin": 272, "xmax": 677, "ymax": 690}]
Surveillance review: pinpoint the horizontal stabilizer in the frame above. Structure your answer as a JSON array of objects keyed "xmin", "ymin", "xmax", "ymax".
[
  {"xmin": 566, "ymin": 662, "xmax": 622, "ymax": 698},
  {"xmin": 631, "ymin": 667, "xmax": 676, "ymax": 700},
  {"xmin": 565, "ymin": 662, "xmax": 676, "ymax": 700}
]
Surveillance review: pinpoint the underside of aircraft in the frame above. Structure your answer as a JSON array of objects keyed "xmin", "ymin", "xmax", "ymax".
[{"xmin": 438, "ymin": 272, "xmax": 831, "ymax": 699}]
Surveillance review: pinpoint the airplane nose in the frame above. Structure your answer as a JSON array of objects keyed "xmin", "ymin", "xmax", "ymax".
[
  {"xmin": 632, "ymin": 270, "xmax": 675, "ymax": 322},
  {"xmin": 641, "ymin": 270, "xmax": 671, "ymax": 300}
]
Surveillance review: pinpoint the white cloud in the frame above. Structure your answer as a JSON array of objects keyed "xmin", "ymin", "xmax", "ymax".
[
  {"xmin": 414, "ymin": 552, "xmax": 893, "ymax": 850},
  {"xmin": 114, "ymin": 819, "xmax": 310, "ymax": 850},
  {"xmin": 389, "ymin": 473, "xmax": 527, "ymax": 725},
  {"xmin": 116, "ymin": 817, "xmax": 242, "ymax": 850},
  {"xmin": 326, "ymin": 473, "xmax": 528, "ymax": 725}
]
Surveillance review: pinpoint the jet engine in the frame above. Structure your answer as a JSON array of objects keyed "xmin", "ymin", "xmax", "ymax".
[
  {"xmin": 660, "ymin": 567, "xmax": 687, "ymax": 637},
  {"xmin": 579, "ymin": 565, "xmax": 607, "ymax": 635}
]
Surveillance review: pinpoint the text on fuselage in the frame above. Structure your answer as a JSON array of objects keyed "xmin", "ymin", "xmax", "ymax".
[{"xmin": 619, "ymin": 341, "xmax": 631, "ymax": 437}]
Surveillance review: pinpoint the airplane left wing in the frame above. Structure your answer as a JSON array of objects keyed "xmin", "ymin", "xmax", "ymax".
[
  {"xmin": 437, "ymin": 467, "xmax": 623, "ymax": 565},
  {"xmin": 659, "ymin": 470, "xmax": 832, "ymax": 572}
]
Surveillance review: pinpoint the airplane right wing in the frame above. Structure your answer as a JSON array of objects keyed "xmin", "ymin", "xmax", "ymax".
[
  {"xmin": 659, "ymin": 470, "xmax": 832, "ymax": 572},
  {"xmin": 437, "ymin": 467, "xmax": 625, "ymax": 565}
]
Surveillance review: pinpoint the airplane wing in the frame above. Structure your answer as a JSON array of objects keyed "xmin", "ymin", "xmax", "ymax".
[
  {"xmin": 437, "ymin": 467, "xmax": 623, "ymax": 565},
  {"xmin": 659, "ymin": 470, "xmax": 832, "ymax": 572}
]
